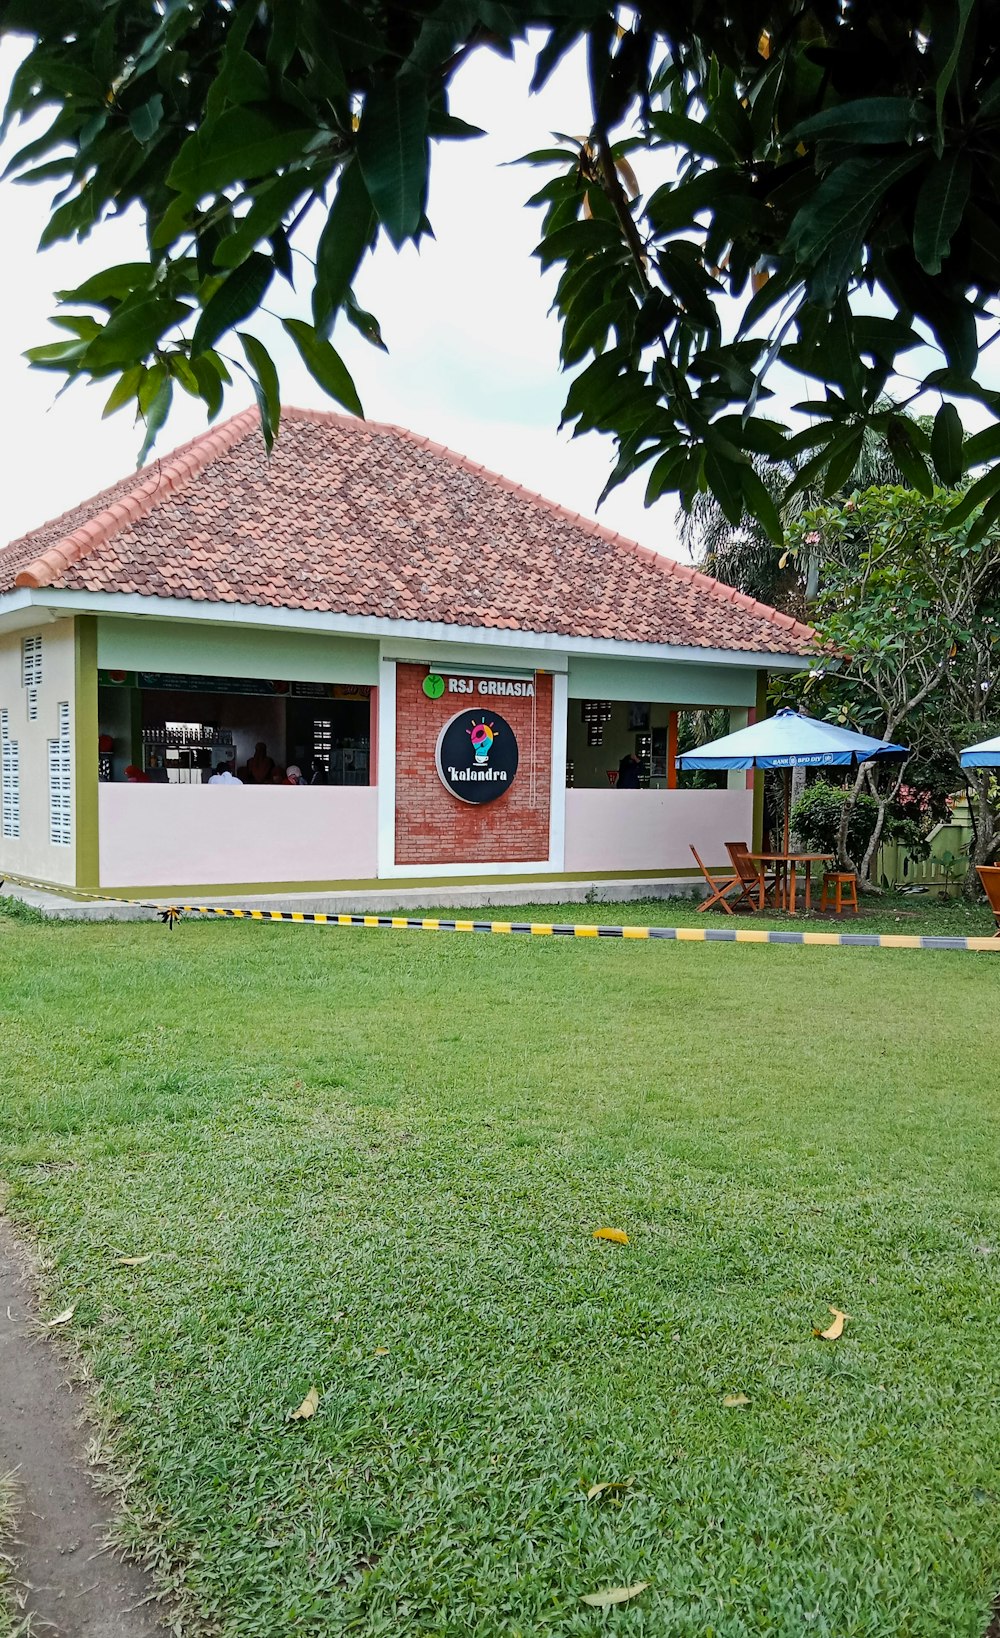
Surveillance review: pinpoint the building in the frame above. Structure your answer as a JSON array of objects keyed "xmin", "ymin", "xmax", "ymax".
[{"xmin": 0, "ymin": 407, "xmax": 816, "ymax": 901}]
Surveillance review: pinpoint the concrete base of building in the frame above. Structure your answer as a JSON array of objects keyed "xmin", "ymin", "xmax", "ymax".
[{"xmin": 2, "ymin": 877, "xmax": 705, "ymax": 922}]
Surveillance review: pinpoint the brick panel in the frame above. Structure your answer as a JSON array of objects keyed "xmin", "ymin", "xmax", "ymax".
[{"xmin": 395, "ymin": 663, "xmax": 552, "ymax": 864}]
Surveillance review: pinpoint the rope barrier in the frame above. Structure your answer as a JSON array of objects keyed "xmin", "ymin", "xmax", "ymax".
[{"xmin": 2, "ymin": 871, "xmax": 998, "ymax": 953}]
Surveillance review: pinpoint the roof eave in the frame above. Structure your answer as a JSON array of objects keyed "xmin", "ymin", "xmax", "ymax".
[{"xmin": 0, "ymin": 586, "xmax": 815, "ymax": 670}]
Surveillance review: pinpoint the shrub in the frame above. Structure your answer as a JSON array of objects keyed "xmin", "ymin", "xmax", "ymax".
[{"xmin": 791, "ymin": 780, "xmax": 931, "ymax": 861}]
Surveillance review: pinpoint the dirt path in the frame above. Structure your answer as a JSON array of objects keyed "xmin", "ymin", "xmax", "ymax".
[{"xmin": 0, "ymin": 1219, "xmax": 169, "ymax": 1637}]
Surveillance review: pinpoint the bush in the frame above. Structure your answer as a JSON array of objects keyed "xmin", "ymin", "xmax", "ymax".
[
  {"xmin": 791, "ymin": 781, "xmax": 878, "ymax": 857},
  {"xmin": 790, "ymin": 780, "xmax": 931, "ymax": 861}
]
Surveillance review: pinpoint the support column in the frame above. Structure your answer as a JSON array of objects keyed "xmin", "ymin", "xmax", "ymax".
[
  {"xmin": 726, "ymin": 706, "xmax": 750, "ymax": 790},
  {"xmin": 752, "ymin": 670, "xmax": 768, "ymax": 852},
  {"xmin": 73, "ymin": 615, "xmax": 100, "ymax": 891},
  {"xmin": 666, "ymin": 710, "xmax": 678, "ymax": 789}
]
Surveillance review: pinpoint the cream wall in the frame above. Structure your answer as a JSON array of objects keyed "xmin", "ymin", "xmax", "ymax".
[
  {"xmin": 98, "ymin": 786, "xmax": 378, "ymax": 888},
  {"xmin": 0, "ymin": 617, "xmax": 77, "ymax": 886},
  {"xmin": 564, "ymin": 788, "xmax": 755, "ymax": 873}
]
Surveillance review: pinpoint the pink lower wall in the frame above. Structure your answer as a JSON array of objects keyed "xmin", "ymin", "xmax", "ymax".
[
  {"xmin": 98, "ymin": 786, "xmax": 378, "ymax": 887},
  {"xmin": 564, "ymin": 788, "xmax": 755, "ymax": 873}
]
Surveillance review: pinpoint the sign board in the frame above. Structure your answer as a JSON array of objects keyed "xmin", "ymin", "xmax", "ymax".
[
  {"xmin": 435, "ymin": 709, "xmax": 519, "ymax": 804},
  {"xmin": 436, "ymin": 675, "xmax": 534, "ymax": 698}
]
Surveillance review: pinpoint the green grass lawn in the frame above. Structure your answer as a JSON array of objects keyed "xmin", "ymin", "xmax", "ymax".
[{"xmin": 0, "ymin": 895, "xmax": 998, "ymax": 1637}]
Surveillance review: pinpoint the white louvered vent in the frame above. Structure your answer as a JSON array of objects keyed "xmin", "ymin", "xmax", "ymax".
[
  {"xmin": 48, "ymin": 701, "xmax": 72, "ymax": 847},
  {"xmin": 1, "ymin": 708, "xmax": 20, "ymax": 840},
  {"xmin": 22, "ymin": 635, "xmax": 42, "ymax": 723},
  {"xmin": 21, "ymin": 634, "xmax": 42, "ymax": 687}
]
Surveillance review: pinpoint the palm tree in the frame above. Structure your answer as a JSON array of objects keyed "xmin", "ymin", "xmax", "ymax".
[{"xmin": 680, "ymin": 427, "xmax": 904, "ymax": 611}]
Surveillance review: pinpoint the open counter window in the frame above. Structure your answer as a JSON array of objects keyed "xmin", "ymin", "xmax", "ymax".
[{"xmin": 97, "ymin": 671, "xmax": 373, "ymax": 785}]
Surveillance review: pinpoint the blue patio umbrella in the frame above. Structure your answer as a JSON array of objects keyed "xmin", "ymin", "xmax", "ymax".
[
  {"xmin": 677, "ymin": 708, "xmax": 909, "ymax": 851},
  {"xmin": 960, "ymin": 733, "xmax": 1000, "ymax": 768}
]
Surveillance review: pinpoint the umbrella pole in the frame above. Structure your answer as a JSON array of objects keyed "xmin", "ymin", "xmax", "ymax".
[{"xmin": 783, "ymin": 766, "xmax": 791, "ymax": 855}]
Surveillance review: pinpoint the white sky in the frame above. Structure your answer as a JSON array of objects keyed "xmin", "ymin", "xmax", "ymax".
[{"xmin": 0, "ymin": 34, "xmax": 685, "ymax": 556}]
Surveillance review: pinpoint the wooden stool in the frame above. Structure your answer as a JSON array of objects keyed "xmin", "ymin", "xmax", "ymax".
[{"xmin": 821, "ymin": 871, "xmax": 859, "ymax": 914}]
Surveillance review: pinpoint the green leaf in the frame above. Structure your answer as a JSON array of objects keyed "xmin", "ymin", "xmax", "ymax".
[
  {"xmin": 281, "ymin": 318, "xmax": 363, "ymax": 416},
  {"xmin": 964, "ymin": 485, "xmax": 1000, "ymax": 548},
  {"xmin": 643, "ymin": 445, "xmax": 685, "ymax": 507},
  {"xmin": 136, "ymin": 376, "xmax": 173, "ymax": 466},
  {"xmin": 646, "ymin": 111, "xmax": 735, "ymax": 167},
  {"xmin": 344, "ymin": 290, "xmax": 387, "ymax": 351},
  {"xmin": 356, "ymin": 71, "xmax": 429, "ymax": 247},
  {"xmin": 191, "ymin": 354, "xmax": 227, "ymax": 420},
  {"xmin": 928, "ymin": 294, "xmax": 978, "ymax": 376},
  {"xmin": 214, "ymin": 174, "xmax": 314, "ymax": 269},
  {"xmin": 913, "ymin": 152, "xmax": 972, "ymax": 275},
  {"xmin": 83, "ymin": 295, "xmax": 191, "ymax": 370},
  {"xmin": 788, "ymin": 97, "xmax": 926, "ymax": 147},
  {"xmin": 786, "ymin": 154, "xmax": 922, "ymax": 299},
  {"xmin": 705, "ymin": 448, "xmax": 745, "ymax": 526},
  {"xmin": 941, "ymin": 463, "xmax": 1000, "ymax": 530},
  {"xmin": 313, "ymin": 160, "xmax": 378, "ymax": 337},
  {"xmin": 128, "ymin": 94, "xmax": 164, "ymax": 144},
  {"xmin": 822, "ymin": 423, "xmax": 866, "ymax": 498},
  {"xmin": 739, "ymin": 464, "xmax": 783, "ymax": 544},
  {"xmin": 963, "ymin": 421, "xmax": 1000, "ymax": 469},
  {"xmin": 935, "ymin": 0, "xmax": 975, "ymax": 138},
  {"xmin": 102, "ymin": 366, "xmax": 144, "ymax": 419},
  {"xmin": 930, "ymin": 401, "xmax": 964, "ymax": 486},
  {"xmin": 887, "ymin": 417, "xmax": 934, "ymax": 497},
  {"xmin": 167, "ymin": 109, "xmax": 319, "ymax": 198},
  {"xmin": 56, "ymin": 263, "xmax": 154, "ymax": 307},
  {"xmin": 191, "ymin": 253, "xmax": 274, "ymax": 357},
  {"xmin": 238, "ymin": 332, "xmax": 281, "ymax": 454}
]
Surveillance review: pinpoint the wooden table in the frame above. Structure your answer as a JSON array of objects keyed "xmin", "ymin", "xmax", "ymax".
[{"xmin": 748, "ymin": 852, "xmax": 834, "ymax": 914}]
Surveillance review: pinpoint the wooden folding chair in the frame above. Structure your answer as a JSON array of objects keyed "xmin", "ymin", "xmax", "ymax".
[
  {"xmin": 726, "ymin": 842, "xmax": 783, "ymax": 913},
  {"xmin": 977, "ymin": 865, "xmax": 1000, "ymax": 937},
  {"xmin": 690, "ymin": 846, "xmax": 755, "ymax": 914}
]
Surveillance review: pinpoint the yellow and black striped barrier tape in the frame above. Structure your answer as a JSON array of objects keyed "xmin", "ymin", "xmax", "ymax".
[{"xmin": 2, "ymin": 871, "xmax": 999, "ymax": 953}]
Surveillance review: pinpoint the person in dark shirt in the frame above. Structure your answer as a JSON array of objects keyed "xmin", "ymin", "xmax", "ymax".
[{"xmin": 618, "ymin": 751, "xmax": 643, "ymax": 789}]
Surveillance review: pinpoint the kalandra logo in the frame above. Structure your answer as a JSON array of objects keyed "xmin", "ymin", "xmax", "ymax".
[{"xmin": 435, "ymin": 709, "xmax": 519, "ymax": 805}]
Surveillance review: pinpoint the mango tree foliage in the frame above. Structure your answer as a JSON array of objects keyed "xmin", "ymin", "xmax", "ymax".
[
  {"xmin": 790, "ymin": 487, "xmax": 1000, "ymax": 883},
  {"xmin": 5, "ymin": 2, "xmax": 1000, "ymax": 529}
]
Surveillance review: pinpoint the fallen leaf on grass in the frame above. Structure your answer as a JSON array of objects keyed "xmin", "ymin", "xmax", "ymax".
[
  {"xmin": 581, "ymin": 1582, "xmax": 649, "ymax": 1608},
  {"xmin": 585, "ymin": 1477, "xmax": 635, "ymax": 1501},
  {"xmin": 814, "ymin": 1307, "xmax": 850, "ymax": 1341},
  {"xmin": 592, "ymin": 1228, "xmax": 629, "ymax": 1245},
  {"xmin": 46, "ymin": 1307, "xmax": 75, "ymax": 1327},
  {"xmin": 373, "ymin": 1347, "xmax": 390, "ymax": 1356},
  {"xmin": 114, "ymin": 1254, "xmax": 154, "ymax": 1267},
  {"xmin": 722, "ymin": 1393, "xmax": 751, "ymax": 1408},
  {"xmin": 287, "ymin": 1386, "xmax": 319, "ymax": 1422}
]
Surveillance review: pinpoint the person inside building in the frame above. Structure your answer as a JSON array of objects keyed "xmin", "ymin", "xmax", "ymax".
[
  {"xmin": 617, "ymin": 750, "xmax": 643, "ymax": 789},
  {"xmin": 208, "ymin": 762, "xmax": 241, "ymax": 785},
  {"xmin": 286, "ymin": 765, "xmax": 305, "ymax": 785},
  {"xmin": 245, "ymin": 741, "xmax": 275, "ymax": 783},
  {"xmin": 269, "ymin": 767, "xmax": 290, "ymax": 785},
  {"xmin": 308, "ymin": 757, "xmax": 328, "ymax": 786}
]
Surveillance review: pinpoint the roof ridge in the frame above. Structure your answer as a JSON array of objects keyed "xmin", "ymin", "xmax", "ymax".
[
  {"xmin": 13, "ymin": 407, "xmax": 261, "ymax": 591},
  {"xmin": 282, "ymin": 407, "xmax": 815, "ymax": 646}
]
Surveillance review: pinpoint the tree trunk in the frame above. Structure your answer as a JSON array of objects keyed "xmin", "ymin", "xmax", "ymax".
[
  {"xmin": 789, "ymin": 764, "xmax": 807, "ymax": 849},
  {"xmin": 836, "ymin": 763, "xmax": 868, "ymax": 869}
]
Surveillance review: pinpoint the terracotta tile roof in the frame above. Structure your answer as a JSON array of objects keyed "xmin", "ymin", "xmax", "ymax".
[{"xmin": 0, "ymin": 406, "xmax": 818, "ymax": 656}]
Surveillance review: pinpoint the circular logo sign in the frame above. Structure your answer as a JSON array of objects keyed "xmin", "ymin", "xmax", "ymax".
[
  {"xmin": 422, "ymin": 673, "xmax": 445, "ymax": 699},
  {"xmin": 435, "ymin": 709, "xmax": 519, "ymax": 804}
]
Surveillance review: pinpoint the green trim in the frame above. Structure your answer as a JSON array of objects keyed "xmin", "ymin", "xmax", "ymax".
[
  {"xmin": 74, "ymin": 616, "xmax": 100, "ymax": 891},
  {"xmin": 752, "ymin": 670, "xmax": 768, "ymax": 852},
  {"xmin": 32, "ymin": 866, "xmax": 707, "ymax": 900}
]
